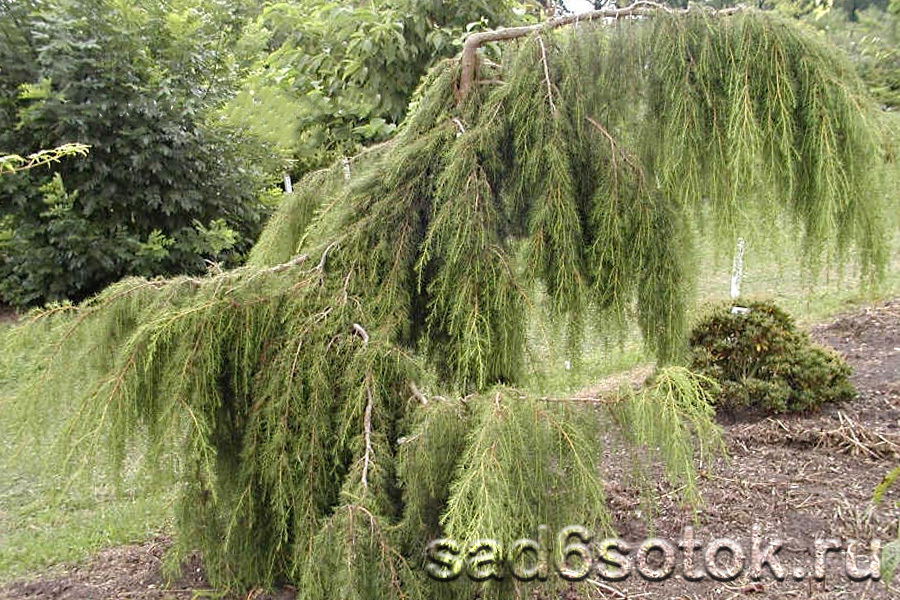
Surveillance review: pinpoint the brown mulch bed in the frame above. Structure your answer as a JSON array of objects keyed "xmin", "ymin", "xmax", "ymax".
[
  {"xmin": 593, "ymin": 299, "xmax": 900, "ymax": 599},
  {"xmin": 2, "ymin": 301, "xmax": 899, "ymax": 599},
  {"xmin": 0, "ymin": 538, "xmax": 207, "ymax": 600},
  {"xmin": 0, "ymin": 538, "xmax": 294, "ymax": 600}
]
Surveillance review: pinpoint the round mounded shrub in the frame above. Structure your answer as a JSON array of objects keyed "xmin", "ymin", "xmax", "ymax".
[{"xmin": 688, "ymin": 301, "xmax": 855, "ymax": 414}]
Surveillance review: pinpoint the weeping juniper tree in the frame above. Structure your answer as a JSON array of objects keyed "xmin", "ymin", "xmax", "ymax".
[{"xmin": 3, "ymin": 4, "xmax": 891, "ymax": 598}]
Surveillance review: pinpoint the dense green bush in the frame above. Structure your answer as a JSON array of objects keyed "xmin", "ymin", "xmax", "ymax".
[
  {"xmin": 0, "ymin": 0, "xmax": 276, "ymax": 308},
  {"xmin": 689, "ymin": 301, "xmax": 855, "ymax": 413}
]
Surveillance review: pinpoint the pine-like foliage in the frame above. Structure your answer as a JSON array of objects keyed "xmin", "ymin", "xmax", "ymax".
[
  {"xmin": 3, "ymin": 8, "xmax": 890, "ymax": 598},
  {"xmin": 689, "ymin": 301, "xmax": 855, "ymax": 414}
]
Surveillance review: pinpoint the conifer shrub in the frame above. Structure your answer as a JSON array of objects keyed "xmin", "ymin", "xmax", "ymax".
[{"xmin": 688, "ymin": 301, "xmax": 855, "ymax": 414}]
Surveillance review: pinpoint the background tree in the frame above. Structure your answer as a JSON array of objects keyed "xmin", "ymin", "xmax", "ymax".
[
  {"xmin": 0, "ymin": 0, "xmax": 536, "ymax": 308},
  {"xmin": 223, "ymin": 0, "xmax": 534, "ymax": 174},
  {"xmin": 808, "ymin": 2, "xmax": 900, "ymax": 108},
  {"xmin": 0, "ymin": 0, "xmax": 277, "ymax": 308}
]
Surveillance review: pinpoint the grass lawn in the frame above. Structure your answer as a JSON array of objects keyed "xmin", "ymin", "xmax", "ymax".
[
  {"xmin": 0, "ymin": 321, "xmax": 172, "ymax": 582},
  {"xmin": 525, "ymin": 225, "xmax": 900, "ymax": 396}
]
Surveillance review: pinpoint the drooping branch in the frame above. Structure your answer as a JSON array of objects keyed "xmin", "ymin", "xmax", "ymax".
[
  {"xmin": 586, "ymin": 115, "xmax": 640, "ymax": 173},
  {"xmin": 456, "ymin": 1, "xmax": 743, "ymax": 101},
  {"xmin": 0, "ymin": 143, "xmax": 90, "ymax": 175},
  {"xmin": 537, "ymin": 35, "xmax": 557, "ymax": 113},
  {"xmin": 361, "ymin": 376, "xmax": 374, "ymax": 491}
]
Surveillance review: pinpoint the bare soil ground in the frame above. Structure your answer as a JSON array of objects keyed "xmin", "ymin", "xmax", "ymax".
[
  {"xmin": 596, "ymin": 299, "xmax": 900, "ymax": 599},
  {"xmin": 1, "ymin": 301, "xmax": 898, "ymax": 600}
]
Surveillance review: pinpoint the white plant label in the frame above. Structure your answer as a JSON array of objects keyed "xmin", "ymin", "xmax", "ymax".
[{"xmin": 730, "ymin": 237, "xmax": 745, "ymax": 301}]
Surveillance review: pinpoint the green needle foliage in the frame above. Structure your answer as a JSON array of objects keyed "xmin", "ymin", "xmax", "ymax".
[
  {"xmin": 0, "ymin": 143, "xmax": 90, "ymax": 175},
  {"xmin": 612, "ymin": 367, "xmax": 723, "ymax": 506},
  {"xmin": 3, "ymin": 7, "xmax": 891, "ymax": 598},
  {"xmin": 689, "ymin": 301, "xmax": 856, "ymax": 414},
  {"xmin": 875, "ymin": 465, "xmax": 900, "ymax": 586}
]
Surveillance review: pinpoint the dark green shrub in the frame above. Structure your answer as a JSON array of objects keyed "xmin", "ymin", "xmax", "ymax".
[
  {"xmin": 0, "ymin": 0, "xmax": 275, "ymax": 308},
  {"xmin": 688, "ymin": 301, "xmax": 855, "ymax": 414}
]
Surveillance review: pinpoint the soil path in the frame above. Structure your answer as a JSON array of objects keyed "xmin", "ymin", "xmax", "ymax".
[{"xmin": 595, "ymin": 299, "xmax": 900, "ymax": 599}]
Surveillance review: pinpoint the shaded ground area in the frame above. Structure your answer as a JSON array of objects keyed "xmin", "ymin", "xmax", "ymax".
[
  {"xmin": 1, "ymin": 301, "xmax": 898, "ymax": 599},
  {"xmin": 0, "ymin": 539, "xmax": 207, "ymax": 600},
  {"xmin": 0, "ymin": 305, "xmax": 16, "ymax": 325},
  {"xmin": 0, "ymin": 538, "xmax": 294, "ymax": 600}
]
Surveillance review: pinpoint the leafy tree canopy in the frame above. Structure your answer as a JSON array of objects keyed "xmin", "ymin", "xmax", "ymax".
[
  {"xmin": 806, "ymin": 3, "xmax": 900, "ymax": 108},
  {"xmin": 0, "ymin": 0, "xmax": 279, "ymax": 307},
  {"xmin": 0, "ymin": 0, "xmax": 540, "ymax": 307},
  {"xmin": 222, "ymin": 0, "xmax": 536, "ymax": 173}
]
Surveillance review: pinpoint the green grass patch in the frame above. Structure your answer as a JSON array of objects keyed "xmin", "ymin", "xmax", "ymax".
[{"xmin": 0, "ymin": 320, "xmax": 172, "ymax": 583}]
